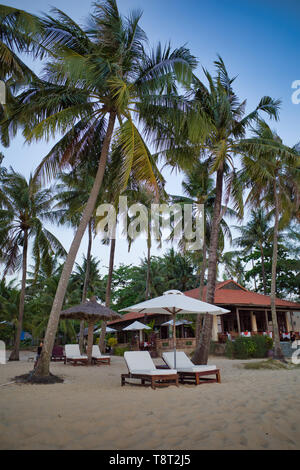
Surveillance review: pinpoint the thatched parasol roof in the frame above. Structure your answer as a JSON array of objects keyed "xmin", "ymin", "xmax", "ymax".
[{"xmin": 60, "ymin": 296, "xmax": 121, "ymax": 323}]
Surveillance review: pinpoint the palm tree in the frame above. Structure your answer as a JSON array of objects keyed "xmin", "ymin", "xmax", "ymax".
[
  {"xmin": 71, "ymin": 255, "xmax": 104, "ymax": 298},
  {"xmin": 6, "ymin": 1, "xmax": 196, "ymax": 377},
  {"xmin": 0, "ymin": 5, "xmax": 45, "ymax": 147},
  {"xmin": 233, "ymin": 209, "xmax": 271, "ymax": 294},
  {"xmin": 0, "ymin": 152, "xmax": 6, "ymax": 177},
  {"xmin": 162, "ymin": 248, "xmax": 198, "ymax": 292},
  {"xmin": 0, "ymin": 278, "xmax": 20, "ymax": 346},
  {"xmin": 219, "ymin": 251, "xmax": 245, "ymax": 285},
  {"xmin": 170, "ymin": 159, "xmax": 235, "ymax": 345},
  {"xmin": 0, "ymin": 5, "xmax": 42, "ymax": 81},
  {"xmin": 125, "ymin": 180, "xmax": 166, "ymax": 300},
  {"xmin": 53, "ymin": 164, "xmax": 100, "ymax": 351},
  {"xmin": 98, "ymin": 218, "xmax": 117, "ymax": 353},
  {"xmin": 0, "ymin": 168, "xmax": 66, "ymax": 360},
  {"xmin": 241, "ymin": 120, "xmax": 300, "ymax": 359},
  {"xmin": 97, "ymin": 148, "xmax": 164, "ymax": 352},
  {"xmin": 159, "ymin": 57, "xmax": 280, "ymax": 364},
  {"xmin": 27, "ymin": 261, "xmax": 82, "ymax": 344}
]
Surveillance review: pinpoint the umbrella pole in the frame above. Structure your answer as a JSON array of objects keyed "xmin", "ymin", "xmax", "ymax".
[
  {"xmin": 173, "ymin": 313, "xmax": 176, "ymax": 369},
  {"xmin": 87, "ymin": 321, "xmax": 94, "ymax": 365},
  {"xmin": 139, "ymin": 329, "xmax": 143, "ymax": 346}
]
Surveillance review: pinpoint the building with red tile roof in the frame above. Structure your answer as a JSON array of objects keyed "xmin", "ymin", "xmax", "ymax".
[
  {"xmin": 185, "ymin": 280, "xmax": 300, "ymax": 310},
  {"xmin": 108, "ymin": 280, "xmax": 300, "ymax": 346}
]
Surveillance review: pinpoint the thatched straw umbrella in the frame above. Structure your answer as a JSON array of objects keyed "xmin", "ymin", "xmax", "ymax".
[{"xmin": 60, "ymin": 296, "xmax": 121, "ymax": 364}]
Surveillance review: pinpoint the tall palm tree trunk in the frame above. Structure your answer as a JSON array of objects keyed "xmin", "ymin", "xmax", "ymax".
[
  {"xmin": 195, "ymin": 237, "xmax": 206, "ymax": 344},
  {"xmin": 259, "ymin": 241, "xmax": 267, "ymax": 295},
  {"xmin": 86, "ymin": 321, "xmax": 95, "ymax": 365},
  {"xmin": 192, "ymin": 168, "xmax": 223, "ymax": 364},
  {"xmin": 33, "ymin": 112, "xmax": 116, "ymax": 377},
  {"xmin": 270, "ymin": 178, "xmax": 283, "ymax": 359},
  {"xmin": 79, "ymin": 218, "xmax": 93, "ymax": 353},
  {"xmin": 99, "ymin": 220, "xmax": 116, "ymax": 354},
  {"xmin": 252, "ymin": 259, "xmax": 257, "ymax": 291},
  {"xmin": 145, "ymin": 224, "xmax": 151, "ymax": 299},
  {"xmin": 9, "ymin": 229, "xmax": 28, "ymax": 361}
]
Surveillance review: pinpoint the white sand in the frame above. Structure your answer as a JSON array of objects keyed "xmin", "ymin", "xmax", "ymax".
[{"xmin": 0, "ymin": 352, "xmax": 299, "ymax": 450}]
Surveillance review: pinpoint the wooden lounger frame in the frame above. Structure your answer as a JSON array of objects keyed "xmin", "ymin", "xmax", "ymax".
[
  {"xmin": 64, "ymin": 357, "xmax": 88, "ymax": 366},
  {"xmin": 121, "ymin": 372, "xmax": 178, "ymax": 390},
  {"xmin": 177, "ymin": 369, "xmax": 221, "ymax": 385},
  {"xmin": 159, "ymin": 363, "xmax": 221, "ymax": 385},
  {"xmin": 92, "ymin": 356, "xmax": 111, "ymax": 365},
  {"xmin": 51, "ymin": 355, "xmax": 66, "ymax": 362}
]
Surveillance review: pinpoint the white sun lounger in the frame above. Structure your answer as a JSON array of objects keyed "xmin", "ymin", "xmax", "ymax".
[
  {"xmin": 65, "ymin": 344, "xmax": 88, "ymax": 366},
  {"xmin": 162, "ymin": 351, "xmax": 221, "ymax": 385},
  {"xmin": 92, "ymin": 345, "xmax": 111, "ymax": 365},
  {"xmin": 121, "ymin": 351, "xmax": 178, "ymax": 389}
]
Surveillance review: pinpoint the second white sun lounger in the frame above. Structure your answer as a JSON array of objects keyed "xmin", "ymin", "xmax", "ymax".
[
  {"xmin": 65, "ymin": 344, "xmax": 88, "ymax": 366},
  {"xmin": 162, "ymin": 351, "xmax": 221, "ymax": 385},
  {"xmin": 122, "ymin": 351, "xmax": 178, "ymax": 389},
  {"xmin": 92, "ymin": 345, "xmax": 111, "ymax": 365}
]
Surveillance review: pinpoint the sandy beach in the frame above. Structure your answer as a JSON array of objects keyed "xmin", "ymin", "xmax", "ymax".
[{"xmin": 0, "ymin": 352, "xmax": 299, "ymax": 450}]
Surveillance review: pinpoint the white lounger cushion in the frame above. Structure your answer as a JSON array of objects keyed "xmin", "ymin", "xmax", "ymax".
[
  {"xmin": 92, "ymin": 345, "xmax": 110, "ymax": 359},
  {"xmin": 65, "ymin": 344, "xmax": 87, "ymax": 359},
  {"xmin": 163, "ymin": 351, "xmax": 216, "ymax": 372},
  {"xmin": 124, "ymin": 351, "xmax": 176, "ymax": 375},
  {"xmin": 175, "ymin": 366, "xmax": 217, "ymax": 372},
  {"xmin": 130, "ymin": 369, "xmax": 177, "ymax": 376}
]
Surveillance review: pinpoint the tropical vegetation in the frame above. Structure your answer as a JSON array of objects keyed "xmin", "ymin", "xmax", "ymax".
[{"xmin": 0, "ymin": 0, "xmax": 299, "ymax": 377}]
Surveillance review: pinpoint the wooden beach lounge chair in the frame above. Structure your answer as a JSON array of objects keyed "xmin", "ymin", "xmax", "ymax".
[
  {"xmin": 92, "ymin": 345, "xmax": 111, "ymax": 365},
  {"xmin": 51, "ymin": 345, "xmax": 66, "ymax": 362},
  {"xmin": 121, "ymin": 351, "xmax": 178, "ymax": 390},
  {"xmin": 162, "ymin": 351, "xmax": 221, "ymax": 385},
  {"xmin": 64, "ymin": 344, "xmax": 88, "ymax": 366}
]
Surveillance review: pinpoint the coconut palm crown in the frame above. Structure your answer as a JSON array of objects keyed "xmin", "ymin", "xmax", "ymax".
[{"xmin": 3, "ymin": 0, "xmax": 197, "ymax": 377}]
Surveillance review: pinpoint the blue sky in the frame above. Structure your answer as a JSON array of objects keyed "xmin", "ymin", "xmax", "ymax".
[{"xmin": 2, "ymin": 0, "xmax": 300, "ymax": 280}]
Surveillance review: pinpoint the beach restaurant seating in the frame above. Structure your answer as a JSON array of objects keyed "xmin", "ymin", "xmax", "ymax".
[
  {"xmin": 51, "ymin": 345, "xmax": 66, "ymax": 362},
  {"xmin": 162, "ymin": 351, "xmax": 221, "ymax": 385},
  {"xmin": 92, "ymin": 345, "xmax": 111, "ymax": 365},
  {"xmin": 64, "ymin": 344, "xmax": 88, "ymax": 366},
  {"xmin": 263, "ymin": 331, "xmax": 273, "ymax": 338},
  {"xmin": 121, "ymin": 351, "xmax": 178, "ymax": 390}
]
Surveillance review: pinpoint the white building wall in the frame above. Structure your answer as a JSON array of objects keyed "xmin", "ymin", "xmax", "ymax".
[{"xmin": 291, "ymin": 312, "xmax": 300, "ymax": 331}]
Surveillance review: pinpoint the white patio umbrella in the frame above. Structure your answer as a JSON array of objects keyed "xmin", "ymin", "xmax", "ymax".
[
  {"xmin": 161, "ymin": 319, "xmax": 193, "ymax": 326},
  {"xmin": 94, "ymin": 326, "xmax": 117, "ymax": 334},
  {"xmin": 123, "ymin": 320, "xmax": 151, "ymax": 343},
  {"xmin": 120, "ymin": 290, "xmax": 229, "ymax": 367}
]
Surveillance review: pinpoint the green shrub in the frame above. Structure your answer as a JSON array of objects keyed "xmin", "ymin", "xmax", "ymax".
[
  {"xmin": 107, "ymin": 337, "xmax": 118, "ymax": 347},
  {"xmin": 114, "ymin": 346, "xmax": 130, "ymax": 356},
  {"xmin": 251, "ymin": 335, "xmax": 269, "ymax": 358},
  {"xmin": 265, "ymin": 336, "xmax": 273, "ymax": 350},
  {"xmin": 19, "ymin": 338, "xmax": 33, "ymax": 349},
  {"xmin": 225, "ymin": 339, "xmax": 235, "ymax": 358},
  {"xmin": 0, "ymin": 324, "xmax": 14, "ymax": 344},
  {"xmin": 234, "ymin": 337, "xmax": 256, "ymax": 358},
  {"xmin": 225, "ymin": 335, "xmax": 272, "ymax": 359},
  {"xmin": 185, "ymin": 341, "xmax": 192, "ymax": 346},
  {"xmin": 209, "ymin": 341, "xmax": 217, "ymax": 354}
]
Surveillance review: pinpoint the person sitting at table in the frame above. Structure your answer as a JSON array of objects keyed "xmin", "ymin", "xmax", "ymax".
[{"xmin": 291, "ymin": 331, "xmax": 296, "ymax": 342}]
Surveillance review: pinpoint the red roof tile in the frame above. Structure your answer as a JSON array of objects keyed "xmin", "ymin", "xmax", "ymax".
[
  {"xmin": 185, "ymin": 279, "xmax": 300, "ymax": 309},
  {"xmin": 108, "ymin": 310, "xmax": 158, "ymax": 325},
  {"xmin": 108, "ymin": 279, "xmax": 300, "ymax": 325}
]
